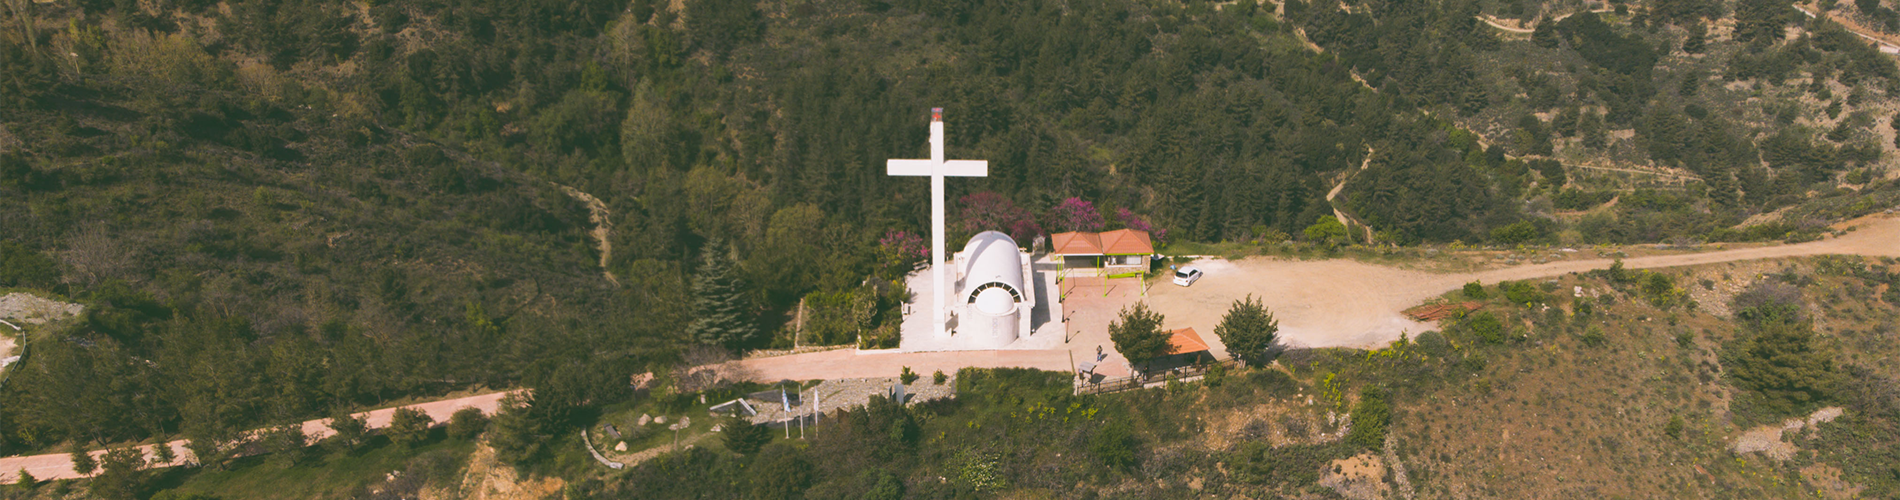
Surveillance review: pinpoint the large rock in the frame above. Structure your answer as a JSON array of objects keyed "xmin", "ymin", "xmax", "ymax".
[
  {"xmin": 637, "ymin": 414, "xmax": 651, "ymax": 426},
  {"xmin": 613, "ymin": 441, "xmax": 628, "ymax": 452}
]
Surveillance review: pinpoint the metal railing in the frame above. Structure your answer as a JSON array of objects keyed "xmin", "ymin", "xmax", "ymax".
[{"xmin": 1073, "ymin": 358, "xmax": 1243, "ymax": 396}]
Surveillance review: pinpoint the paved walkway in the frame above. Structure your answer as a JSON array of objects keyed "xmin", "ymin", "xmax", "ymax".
[
  {"xmin": 0, "ymin": 391, "xmax": 516, "ymax": 483},
  {"xmin": 740, "ymin": 348, "xmax": 1074, "ymax": 382}
]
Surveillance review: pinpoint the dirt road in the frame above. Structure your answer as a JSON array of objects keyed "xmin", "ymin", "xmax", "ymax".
[
  {"xmin": 0, "ymin": 391, "xmax": 516, "ymax": 483},
  {"xmin": 1147, "ymin": 214, "xmax": 1900, "ymax": 354}
]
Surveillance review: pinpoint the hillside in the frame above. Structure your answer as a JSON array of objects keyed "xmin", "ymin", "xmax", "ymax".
[{"xmin": 0, "ymin": 0, "xmax": 1898, "ymax": 497}]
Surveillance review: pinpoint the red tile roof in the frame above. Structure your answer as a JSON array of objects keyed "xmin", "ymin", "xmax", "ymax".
[
  {"xmin": 1097, "ymin": 229, "xmax": 1153, "ymax": 255},
  {"xmin": 1049, "ymin": 229, "xmax": 1152, "ymax": 256},
  {"xmin": 1049, "ymin": 231, "xmax": 1103, "ymax": 255},
  {"xmin": 1167, "ymin": 328, "xmax": 1210, "ymax": 355}
]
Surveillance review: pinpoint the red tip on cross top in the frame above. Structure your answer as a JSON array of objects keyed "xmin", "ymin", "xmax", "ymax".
[{"xmin": 931, "ymin": 107, "xmax": 942, "ymax": 122}]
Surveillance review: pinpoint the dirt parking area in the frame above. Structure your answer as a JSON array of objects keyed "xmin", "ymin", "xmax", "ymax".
[{"xmin": 1146, "ymin": 214, "xmax": 1900, "ymax": 355}]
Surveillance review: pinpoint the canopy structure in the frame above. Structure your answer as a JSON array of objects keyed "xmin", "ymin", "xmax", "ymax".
[
  {"xmin": 1050, "ymin": 229, "xmax": 1155, "ymax": 297},
  {"xmin": 1166, "ymin": 327, "xmax": 1211, "ymax": 355}
]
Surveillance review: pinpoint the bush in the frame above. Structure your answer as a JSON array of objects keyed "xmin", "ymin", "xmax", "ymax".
[
  {"xmin": 1490, "ymin": 221, "xmax": 1541, "ymax": 244},
  {"xmin": 722, "ymin": 416, "xmax": 772, "ymax": 455},
  {"xmin": 1723, "ymin": 307, "xmax": 1841, "ymax": 420},
  {"xmin": 448, "ymin": 407, "xmax": 489, "ymax": 440},
  {"xmin": 386, "ymin": 407, "xmax": 434, "ymax": 448},
  {"xmin": 325, "ymin": 410, "xmax": 369, "ymax": 454},
  {"xmin": 69, "ymin": 446, "xmax": 97, "ymax": 476},
  {"xmin": 1346, "ymin": 386, "xmax": 1390, "ymax": 449},
  {"xmin": 899, "ymin": 366, "xmax": 919, "ymax": 385},
  {"xmin": 1462, "ymin": 281, "xmax": 1488, "ymax": 299},
  {"xmin": 932, "ymin": 370, "xmax": 946, "ymax": 385},
  {"xmin": 1581, "ymin": 325, "xmax": 1607, "ymax": 347},
  {"xmin": 1502, "ymin": 281, "xmax": 1548, "ymax": 306},
  {"xmin": 1089, "ymin": 422, "xmax": 1137, "ymax": 470},
  {"xmin": 1664, "ymin": 415, "xmax": 1684, "ymax": 439},
  {"xmin": 1467, "ymin": 311, "xmax": 1505, "ymax": 344},
  {"xmin": 259, "ymin": 424, "xmax": 309, "ymax": 468},
  {"xmin": 1642, "ymin": 273, "xmax": 1687, "ymax": 309}
]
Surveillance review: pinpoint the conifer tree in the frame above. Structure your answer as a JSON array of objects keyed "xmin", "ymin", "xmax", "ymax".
[
  {"xmin": 69, "ymin": 446, "xmax": 96, "ymax": 476},
  {"xmin": 1109, "ymin": 303, "xmax": 1171, "ymax": 368},
  {"xmin": 687, "ymin": 239, "xmax": 757, "ymax": 350},
  {"xmin": 1216, "ymin": 295, "xmax": 1280, "ymax": 364}
]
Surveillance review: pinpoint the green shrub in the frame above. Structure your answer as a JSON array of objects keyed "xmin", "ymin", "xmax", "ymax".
[
  {"xmin": 722, "ymin": 416, "xmax": 772, "ymax": 455},
  {"xmin": 1664, "ymin": 415, "xmax": 1684, "ymax": 439},
  {"xmin": 1346, "ymin": 386, "xmax": 1390, "ymax": 449},
  {"xmin": 1462, "ymin": 281, "xmax": 1488, "ymax": 299},
  {"xmin": 899, "ymin": 366, "xmax": 919, "ymax": 385},
  {"xmin": 1502, "ymin": 281, "xmax": 1548, "ymax": 306},
  {"xmin": 1581, "ymin": 325, "xmax": 1607, "ymax": 347},
  {"xmin": 1467, "ymin": 311, "xmax": 1505, "ymax": 344},
  {"xmin": 1089, "ymin": 423, "xmax": 1138, "ymax": 470},
  {"xmin": 386, "ymin": 407, "xmax": 434, "ymax": 448},
  {"xmin": 1490, "ymin": 221, "xmax": 1541, "ymax": 244},
  {"xmin": 931, "ymin": 370, "xmax": 946, "ymax": 385},
  {"xmin": 1643, "ymin": 272, "xmax": 1688, "ymax": 309},
  {"xmin": 1723, "ymin": 307, "xmax": 1841, "ymax": 421},
  {"xmin": 448, "ymin": 407, "xmax": 489, "ymax": 440}
]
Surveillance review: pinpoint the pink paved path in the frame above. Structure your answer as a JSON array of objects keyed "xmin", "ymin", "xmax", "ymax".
[
  {"xmin": 0, "ymin": 391, "xmax": 516, "ymax": 483},
  {"xmin": 740, "ymin": 348, "xmax": 1076, "ymax": 382}
]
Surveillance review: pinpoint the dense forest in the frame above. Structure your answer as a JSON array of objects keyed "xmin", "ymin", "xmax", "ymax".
[{"xmin": 0, "ymin": 0, "xmax": 1897, "ymax": 493}]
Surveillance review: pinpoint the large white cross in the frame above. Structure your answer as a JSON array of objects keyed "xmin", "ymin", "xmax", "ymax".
[{"xmin": 888, "ymin": 108, "xmax": 988, "ymax": 340}]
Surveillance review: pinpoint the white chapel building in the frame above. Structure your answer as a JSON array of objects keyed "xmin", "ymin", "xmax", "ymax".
[{"xmin": 950, "ymin": 231, "xmax": 1036, "ymax": 349}]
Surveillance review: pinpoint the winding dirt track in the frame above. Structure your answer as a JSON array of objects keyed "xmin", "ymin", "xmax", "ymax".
[
  {"xmin": 0, "ymin": 392, "xmax": 515, "ymax": 483},
  {"xmin": 1147, "ymin": 214, "xmax": 1900, "ymax": 353}
]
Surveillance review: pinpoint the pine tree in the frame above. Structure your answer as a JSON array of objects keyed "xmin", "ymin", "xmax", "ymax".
[
  {"xmin": 687, "ymin": 239, "xmax": 758, "ymax": 350},
  {"xmin": 1682, "ymin": 22, "xmax": 1707, "ymax": 54},
  {"xmin": 69, "ymin": 446, "xmax": 96, "ymax": 476},
  {"xmin": 1215, "ymin": 295, "xmax": 1280, "ymax": 364},
  {"xmin": 1109, "ymin": 303, "xmax": 1171, "ymax": 368}
]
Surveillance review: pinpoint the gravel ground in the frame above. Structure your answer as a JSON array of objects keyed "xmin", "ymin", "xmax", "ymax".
[
  {"xmin": 0, "ymin": 293, "xmax": 83, "ymax": 324},
  {"xmin": 1146, "ymin": 214, "xmax": 1900, "ymax": 352},
  {"xmin": 745, "ymin": 375, "xmax": 957, "ymax": 424},
  {"xmin": 1732, "ymin": 406, "xmax": 1846, "ymax": 460}
]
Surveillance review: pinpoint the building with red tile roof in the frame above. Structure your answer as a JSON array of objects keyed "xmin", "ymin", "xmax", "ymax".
[{"xmin": 1049, "ymin": 229, "xmax": 1154, "ymax": 276}]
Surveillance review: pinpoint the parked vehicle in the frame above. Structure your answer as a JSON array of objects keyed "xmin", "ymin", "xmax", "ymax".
[{"xmin": 1172, "ymin": 266, "xmax": 1203, "ymax": 286}]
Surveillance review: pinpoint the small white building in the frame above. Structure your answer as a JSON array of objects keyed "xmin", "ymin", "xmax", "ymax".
[{"xmin": 951, "ymin": 231, "xmax": 1036, "ymax": 349}]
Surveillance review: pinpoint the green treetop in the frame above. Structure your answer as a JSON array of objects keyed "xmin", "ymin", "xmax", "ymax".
[
  {"xmin": 1110, "ymin": 303, "xmax": 1171, "ymax": 368},
  {"xmin": 687, "ymin": 239, "xmax": 758, "ymax": 350},
  {"xmin": 1214, "ymin": 295, "xmax": 1279, "ymax": 364}
]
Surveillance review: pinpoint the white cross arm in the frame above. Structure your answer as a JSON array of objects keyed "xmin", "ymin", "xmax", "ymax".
[{"xmin": 886, "ymin": 159, "xmax": 989, "ymax": 177}]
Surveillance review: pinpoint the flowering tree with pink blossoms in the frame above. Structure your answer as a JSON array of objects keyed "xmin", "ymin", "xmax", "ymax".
[
  {"xmin": 1116, "ymin": 208, "xmax": 1168, "ymax": 245},
  {"xmin": 957, "ymin": 192, "xmax": 1042, "ymax": 243},
  {"xmin": 1048, "ymin": 197, "xmax": 1105, "ymax": 233},
  {"xmin": 875, "ymin": 230, "xmax": 927, "ymax": 279}
]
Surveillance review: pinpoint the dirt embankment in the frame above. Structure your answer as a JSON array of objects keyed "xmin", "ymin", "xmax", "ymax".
[
  {"xmin": 424, "ymin": 443, "xmax": 565, "ymax": 500},
  {"xmin": 556, "ymin": 184, "xmax": 617, "ymax": 284}
]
